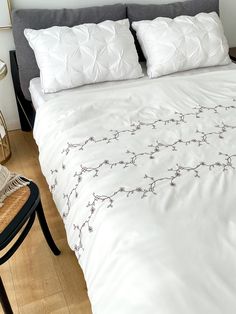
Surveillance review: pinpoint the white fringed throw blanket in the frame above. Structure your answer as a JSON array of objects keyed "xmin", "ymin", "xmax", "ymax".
[{"xmin": 0, "ymin": 165, "xmax": 29, "ymax": 207}]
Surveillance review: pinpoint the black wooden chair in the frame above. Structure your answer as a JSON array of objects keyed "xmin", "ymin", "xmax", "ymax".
[
  {"xmin": 0, "ymin": 179, "xmax": 60, "ymax": 313},
  {"xmin": 0, "ymin": 277, "xmax": 13, "ymax": 314}
]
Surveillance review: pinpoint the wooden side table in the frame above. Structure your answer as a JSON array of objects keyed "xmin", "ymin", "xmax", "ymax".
[
  {"xmin": 0, "ymin": 179, "xmax": 60, "ymax": 313},
  {"xmin": 229, "ymin": 47, "xmax": 236, "ymax": 62}
]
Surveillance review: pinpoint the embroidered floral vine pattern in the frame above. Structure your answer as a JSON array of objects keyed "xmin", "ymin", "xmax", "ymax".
[
  {"xmin": 61, "ymin": 102, "xmax": 236, "ymax": 155},
  {"xmin": 47, "ymin": 99, "xmax": 236, "ymax": 258},
  {"xmin": 50, "ymin": 122, "xmax": 236, "ymax": 201},
  {"xmin": 73, "ymin": 152, "xmax": 236, "ymax": 257}
]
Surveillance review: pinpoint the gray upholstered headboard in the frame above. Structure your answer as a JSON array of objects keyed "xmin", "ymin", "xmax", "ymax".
[{"xmin": 12, "ymin": 0, "xmax": 219, "ymax": 101}]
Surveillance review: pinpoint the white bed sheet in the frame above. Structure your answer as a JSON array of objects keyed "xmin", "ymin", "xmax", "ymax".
[
  {"xmin": 33, "ymin": 62, "xmax": 236, "ymax": 314},
  {"xmin": 29, "ymin": 63, "xmax": 236, "ymax": 110}
]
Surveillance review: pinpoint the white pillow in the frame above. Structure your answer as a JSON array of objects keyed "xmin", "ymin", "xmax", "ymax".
[
  {"xmin": 132, "ymin": 12, "xmax": 231, "ymax": 78},
  {"xmin": 24, "ymin": 19, "xmax": 143, "ymax": 93}
]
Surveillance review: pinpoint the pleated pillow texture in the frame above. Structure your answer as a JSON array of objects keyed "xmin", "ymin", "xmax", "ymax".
[
  {"xmin": 132, "ymin": 12, "xmax": 231, "ymax": 78},
  {"xmin": 24, "ymin": 19, "xmax": 143, "ymax": 93}
]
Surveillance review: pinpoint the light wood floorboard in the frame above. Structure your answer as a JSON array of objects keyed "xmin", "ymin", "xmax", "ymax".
[{"xmin": 0, "ymin": 130, "xmax": 92, "ymax": 314}]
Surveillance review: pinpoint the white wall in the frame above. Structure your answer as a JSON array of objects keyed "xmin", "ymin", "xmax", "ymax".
[
  {"xmin": 0, "ymin": 30, "xmax": 19, "ymax": 130},
  {"xmin": 220, "ymin": 0, "xmax": 236, "ymax": 47},
  {"xmin": 0, "ymin": 0, "xmax": 235, "ymax": 130}
]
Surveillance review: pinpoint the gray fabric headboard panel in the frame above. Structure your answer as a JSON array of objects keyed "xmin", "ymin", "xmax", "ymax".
[
  {"xmin": 12, "ymin": 4, "xmax": 126, "ymax": 100},
  {"xmin": 127, "ymin": 0, "xmax": 220, "ymax": 61}
]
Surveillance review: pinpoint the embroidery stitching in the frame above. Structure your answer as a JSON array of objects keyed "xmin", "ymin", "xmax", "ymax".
[
  {"xmin": 61, "ymin": 103, "xmax": 236, "ymax": 155},
  {"xmin": 73, "ymin": 152, "xmax": 236, "ymax": 256},
  {"xmin": 48, "ymin": 100, "xmax": 236, "ymax": 258}
]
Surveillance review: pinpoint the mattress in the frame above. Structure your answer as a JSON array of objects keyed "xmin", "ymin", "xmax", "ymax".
[
  {"xmin": 29, "ymin": 62, "xmax": 147, "ymax": 110},
  {"xmin": 33, "ymin": 62, "xmax": 236, "ymax": 314},
  {"xmin": 29, "ymin": 63, "xmax": 236, "ymax": 110}
]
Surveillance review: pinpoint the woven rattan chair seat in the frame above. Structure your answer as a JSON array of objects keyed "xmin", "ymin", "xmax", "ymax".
[{"xmin": 0, "ymin": 186, "xmax": 30, "ymax": 233}]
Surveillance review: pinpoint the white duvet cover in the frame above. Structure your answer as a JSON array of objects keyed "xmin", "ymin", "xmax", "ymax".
[{"xmin": 34, "ymin": 65, "xmax": 236, "ymax": 314}]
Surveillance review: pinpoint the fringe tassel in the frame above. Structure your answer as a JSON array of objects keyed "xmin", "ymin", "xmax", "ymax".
[{"xmin": 0, "ymin": 165, "xmax": 30, "ymax": 207}]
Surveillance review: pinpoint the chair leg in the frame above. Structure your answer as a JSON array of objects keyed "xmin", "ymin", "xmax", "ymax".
[
  {"xmin": 0, "ymin": 213, "xmax": 36, "ymax": 265},
  {"xmin": 36, "ymin": 201, "xmax": 61, "ymax": 256},
  {"xmin": 0, "ymin": 277, "xmax": 13, "ymax": 314}
]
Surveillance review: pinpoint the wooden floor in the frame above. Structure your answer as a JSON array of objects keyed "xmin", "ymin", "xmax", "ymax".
[{"xmin": 1, "ymin": 131, "xmax": 92, "ymax": 314}]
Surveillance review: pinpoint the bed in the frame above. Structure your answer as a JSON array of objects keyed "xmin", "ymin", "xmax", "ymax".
[{"xmin": 11, "ymin": 1, "xmax": 236, "ymax": 314}]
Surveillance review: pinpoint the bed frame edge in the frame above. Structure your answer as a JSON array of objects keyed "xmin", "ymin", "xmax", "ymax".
[{"xmin": 10, "ymin": 50, "xmax": 35, "ymax": 132}]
